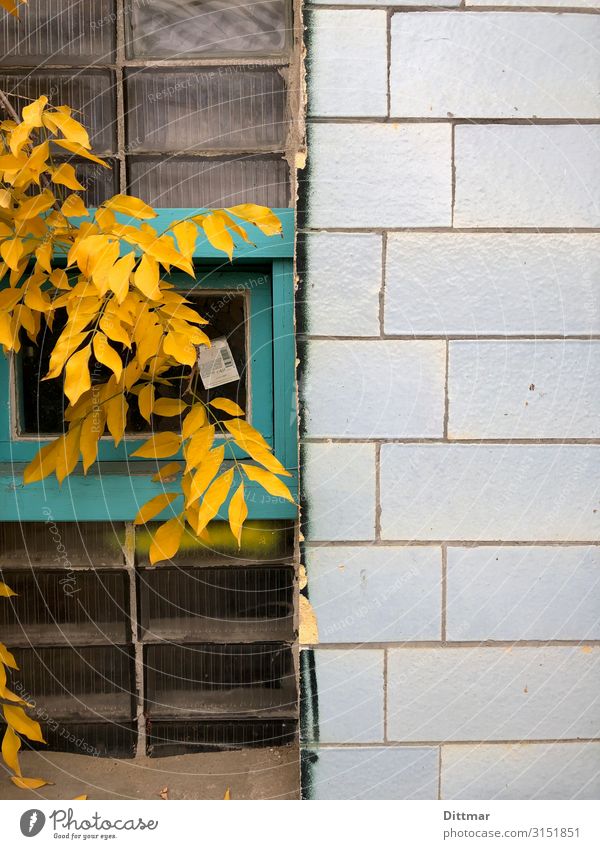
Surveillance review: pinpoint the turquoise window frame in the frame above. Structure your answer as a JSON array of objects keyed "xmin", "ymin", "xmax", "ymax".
[{"xmin": 0, "ymin": 209, "xmax": 297, "ymax": 522}]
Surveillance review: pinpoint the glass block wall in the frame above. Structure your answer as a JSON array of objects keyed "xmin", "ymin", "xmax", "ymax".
[{"xmin": 0, "ymin": 0, "xmax": 295, "ymax": 207}]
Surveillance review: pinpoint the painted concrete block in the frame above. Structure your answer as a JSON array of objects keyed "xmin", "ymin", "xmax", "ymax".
[
  {"xmin": 380, "ymin": 444, "xmax": 600, "ymax": 541},
  {"xmin": 448, "ymin": 341, "xmax": 600, "ymax": 439},
  {"xmin": 391, "ymin": 13, "xmax": 600, "ymax": 118},
  {"xmin": 313, "ymin": 0, "xmax": 460, "ymax": 5},
  {"xmin": 302, "ymin": 649, "xmax": 385, "ymax": 743},
  {"xmin": 305, "ymin": 545, "xmax": 442, "ymax": 642},
  {"xmin": 303, "ymin": 746, "xmax": 439, "ymax": 799},
  {"xmin": 302, "ymin": 340, "xmax": 445, "ymax": 438},
  {"xmin": 302, "ymin": 232, "xmax": 381, "ymax": 337},
  {"xmin": 442, "ymin": 743, "xmax": 600, "ymax": 799},
  {"xmin": 446, "ymin": 546, "xmax": 600, "ymax": 641},
  {"xmin": 455, "ymin": 125, "xmax": 600, "ymax": 227},
  {"xmin": 467, "ymin": 0, "xmax": 598, "ymax": 8},
  {"xmin": 385, "ymin": 233, "xmax": 600, "ymax": 337},
  {"xmin": 306, "ymin": 123, "xmax": 452, "ymax": 228},
  {"xmin": 387, "ymin": 646, "xmax": 600, "ymax": 741},
  {"xmin": 308, "ymin": 10, "xmax": 387, "ymax": 117},
  {"xmin": 302, "ymin": 443, "xmax": 376, "ymax": 541}
]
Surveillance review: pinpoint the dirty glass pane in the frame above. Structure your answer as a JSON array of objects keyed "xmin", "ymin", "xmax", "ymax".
[
  {"xmin": 127, "ymin": 0, "xmax": 289, "ymax": 58},
  {"xmin": 0, "ymin": 569, "xmax": 130, "ymax": 646},
  {"xmin": 0, "ymin": 70, "xmax": 116, "ymax": 153},
  {"xmin": 125, "ymin": 69, "xmax": 286, "ymax": 152},
  {"xmin": 0, "ymin": 522, "xmax": 126, "ymax": 567},
  {"xmin": 9, "ymin": 646, "xmax": 135, "ymax": 721},
  {"xmin": 147, "ymin": 719, "xmax": 295, "ymax": 756},
  {"xmin": 18, "ymin": 292, "xmax": 247, "ymax": 436},
  {"xmin": 0, "ymin": 0, "xmax": 116, "ymax": 66},
  {"xmin": 128, "ymin": 155, "xmax": 290, "ymax": 207},
  {"xmin": 139, "ymin": 565, "xmax": 294, "ymax": 642},
  {"xmin": 144, "ymin": 643, "xmax": 296, "ymax": 717},
  {"xmin": 135, "ymin": 519, "xmax": 295, "ymax": 566}
]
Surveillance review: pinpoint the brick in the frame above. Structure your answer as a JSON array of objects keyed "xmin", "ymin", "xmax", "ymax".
[
  {"xmin": 385, "ymin": 233, "xmax": 600, "ymax": 337},
  {"xmin": 391, "ymin": 13, "xmax": 600, "ymax": 119},
  {"xmin": 447, "ymin": 546, "xmax": 600, "ymax": 641},
  {"xmin": 448, "ymin": 341, "xmax": 600, "ymax": 439},
  {"xmin": 302, "ymin": 341, "xmax": 445, "ymax": 438},
  {"xmin": 380, "ymin": 444, "xmax": 600, "ymax": 541},
  {"xmin": 306, "ymin": 545, "xmax": 441, "ymax": 642},
  {"xmin": 306, "ymin": 123, "xmax": 452, "ymax": 228},
  {"xmin": 302, "ymin": 233, "xmax": 381, "ymax": 337},
  {"xmin": 301, "ymin": 649, "xmax": 384, "ymax": 743},
  {"xmin": 302, "ymin": 443, "xmax": 376, "ymax": 541},
  {"xmin": 303, "ymin": 746, "xmax": 439, "ymax": 799},
  {"xmin": 307, "ymin": 10, "xmax": 387, "ymax": 118},
  {"xmin": 442, "ymin": 743, "xmax": 600, "ymax": 799},
  {"xmin": 387, "ymin": 646, "xmax": 600, "ymax": 741},
  {"xmin": 455, "ymin": 125, "xmax": 600, "ymax": 227}
]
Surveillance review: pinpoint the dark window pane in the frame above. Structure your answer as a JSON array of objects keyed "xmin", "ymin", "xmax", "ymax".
[
  {"xmin": 128, "ymin": 155, "xmax": 290, "ymax": 207},
  {"xmin": 127, "ymin": 0, "xmax": 289, "ymax": 59},
  {"xmin": 0, "ymin": 70, "xmax": 116, "ymax": 153},
  {"xmin": 0, "ymin": 0, "xmax": 116, "ymax": 66},
  {"xmin": 125, "ymin": 69, "xmax": 286, "ymax": 152}
]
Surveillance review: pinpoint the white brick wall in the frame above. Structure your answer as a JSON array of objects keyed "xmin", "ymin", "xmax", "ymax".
[{"xmin": 301, "ymin": 1, "xmax": 600, "ymax": 801}]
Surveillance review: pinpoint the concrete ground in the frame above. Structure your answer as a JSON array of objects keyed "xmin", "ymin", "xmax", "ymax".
[{"xmin": 0, "ymin": 746, "xmax": 300, "ymax": 800}]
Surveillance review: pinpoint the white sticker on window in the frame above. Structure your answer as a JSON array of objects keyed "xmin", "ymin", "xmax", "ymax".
[{"xmin": 197, "ymin": 336, "xmax": 240, "ymax": 389}]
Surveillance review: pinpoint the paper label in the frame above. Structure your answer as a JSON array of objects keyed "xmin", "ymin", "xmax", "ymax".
[{"xmin": 197, "ymin": 336, "xmax": 240, "ymax": 389}]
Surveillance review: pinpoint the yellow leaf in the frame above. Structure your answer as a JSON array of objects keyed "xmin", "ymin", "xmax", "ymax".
[
  {"xmin": 93, "ymin": 333, "xmax": 123, "ymax": 382},
  {"xmin": 80, "ymin": 410, "xmax": 105, "ymax": 474},
  {"xmin": 185, "ymin": 426, "xmax": 216, "ymax": 472},
  {"xmin": 228, "ymin": 482, "xmax": 247, "ymax": 547},
  {"xmin": 153, "ymin": 398, "xmax": 188, "ymax": 417},
  {"xmin": 64, "ymin": 345, "xmax": 91, "ymax": 406},
  {"xmin": 209, "ymin": 397, "xmax": 244, "ymax": 417},
  {"xmin": 1, "ymin": 238, "xmax": 24, "ymax": 271},
  {"xmin": 3, "ymin": 705, "xmax": 45, "ymax": 744},
  {"xmin": 224, "ymin": 788, "xmax": 231, "ymax": 800},
  {"xmin": 0, "ymin": 311, "xmax": 14, "ymax": 348},
  {"xmin": 0, "ymin": 642, "xmax": 18, "ymax": 669},
  {"xmin": 224, "ymin": 418, "xmax": 273, "ymax": 453},
  {"xmin": 0, "ymin": 663, "xmax": 27, "ymax": 705},
  {"xmin": 51, "ymin": 162, "xmax": 85, "ymax": 191},
  {"xmin": 201, "ymin": 213, "xmax": 234, "ymax": 260},
  {"xmin": 2, "ymin": 726, "xmax": 21, "ymax": 776},
  {"xmin": 53, "ymin": 139, "xmax": 109, "ymax": 166},
  {"xmin": 104, "ymin": 194, "xmax": 156, "ymax": 220},
  {"xmin": 22, "ymin": 95, "xmax": 48, "ymax": 127},
  {"xmin": 99, "ymin": 315, "xmax": 131, "ymax": 348},
  {"xmin": 0, "ymin": 0, "xmax": 21, "ymax": 19},
  {"xmin": 44, "ymin": 110, "xmax": 90, "ymax": 148},
  {"xmin": 134, "ymin": 492, "xmax": 179, "ymax": 525},
  {"xmin": 11, "ymin": 776, "xmax": 51, "ymax": 790},
  {"xmin": 73, "ymin": 795, "xmax": 88, "ymax": 800},
  {"xmin": 187, "ymin": 444, "xmax": 224, "ymax": 505},
  {"xmin": 134, "ymin": 254, "xmax": 161, "ymax": 301},
  {"xmin": 241, "ymin": 463, "xmax": 295, "ymax": 504},
  {"xmin": 108, "ymin": 251, "xmax": 136, "ymax": 303},
  {"xmin": 23, "ymin": 441, "xmax": 58, "ymax": 484},
  {"xmin": 106, "ymin": 395, "xmax": 127, "ymax": 446},
  {"xmin": 182, "ymin": 404, "xmax": 207, "ymax": 440},
  {"xmin": 15, "ymin": 189, "xmax": 56, "ymax": 220},
  {"xmin": 131, "ymin": 431, "xmax": 181, "ymax": 459},
  {"xmin": 35, "ymin": 242, "xmax": 53, "ymax": 274},
  {"xmin": 163, "ymin": 330, "xmax": 196, "ymax": 367},
  {"xmin": 0, "ymin": 581, "xmax": 16, "ymax": 597},
  {"xmin": 138, "ymin": 383, "xmax": 155, "ymax": 423},
  {"xmin": 24, "ymin": 284, "xmax": 52, "ymax": 313},
  {"xmin": 242, "ymin": 440, "xmax": 290, "ymax": 478},
  {"xmin": 56, "ymin": 427, "xmax": 81, "ymax": 484},
  {"xmin": 151, "ymin": 462, "xmax": 182, "ymax": 482},
  {"xmin": 9, "ymin": 121, "xmax": 30, "ymax": 156},
  {"xmin": 149, "ymin": 516, "xmax": 185, "ymax": 565},
  {"xmin": 195, "ymin": 469, "xmax": 234, "ymax": 535},
  {"xmin": 49, "ymin": 268, "xmax": 70, "ymax": 290},
  {"xmin": 226, "ymin": 204, "xmax": 282, "ymax": 237},
  {"xmin": 172, "ymin": 220, "xmax": 197, "ymax": 259},
  {"xmin": 61, "ymin": 194, "xmax": 88, "ymax": 218}
]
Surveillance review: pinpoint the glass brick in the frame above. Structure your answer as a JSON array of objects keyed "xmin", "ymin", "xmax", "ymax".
[
  {"xmin": 0, "ymin": 70, "xmax": 116, "ymax": 153},
  {"xmin": 0, "ymin": 0, "xmax": 116, "ymax": 66},
  {"xmin": 0, "ymin": 522, "xmax": 125, "ymax": 567},
  {"xmin": 125, "ymin": 68, "xmax": 286, "ymax": 152},
  {"xmin": 127, "ymin": 0, "xmax": 290, "ymax": 59},
  {"xmin": 128, "ymin": 155, "xmax": 290, "ymax": 207}
]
